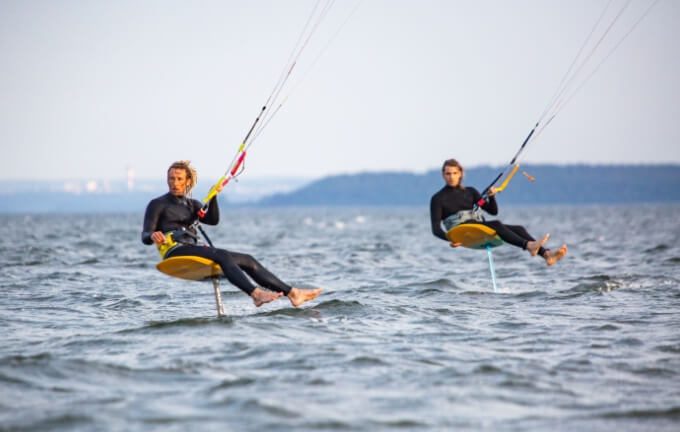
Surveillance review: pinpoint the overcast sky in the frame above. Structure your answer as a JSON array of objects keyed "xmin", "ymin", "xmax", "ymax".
[{"xmin": 2, "ymin": 0, "xmax": 678, "ymax": 182}]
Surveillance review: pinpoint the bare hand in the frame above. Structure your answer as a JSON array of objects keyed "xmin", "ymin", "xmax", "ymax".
[
  {"xmin": 449, "ymin": 242, "xmax": 463, "ymax": 248},
  {"xmin": 150, "ymin": 231, "xmax": 166, "ymax": 245},
  {"xmin": 488, "ymin": 186, "xmax": 498, "ymax": 197}
]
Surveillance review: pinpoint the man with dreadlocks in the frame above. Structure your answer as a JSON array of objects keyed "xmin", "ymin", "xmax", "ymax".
[{"xmin": 142, "ymin": 160, "xmax": 322, "ymax": 307}]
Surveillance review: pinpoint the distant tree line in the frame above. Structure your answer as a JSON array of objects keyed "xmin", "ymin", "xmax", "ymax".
[
  {"xmin": 1, "ymin": 165, "xmax": 678, "ymax": 213},
  {"xmin": 258, "ymin": 164, "xmax": 680, "ymax": 206}
]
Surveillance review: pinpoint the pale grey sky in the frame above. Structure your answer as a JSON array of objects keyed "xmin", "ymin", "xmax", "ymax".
[{"xmin": 2, "ymin": 0, "xmax": 679, "ymax": 182}]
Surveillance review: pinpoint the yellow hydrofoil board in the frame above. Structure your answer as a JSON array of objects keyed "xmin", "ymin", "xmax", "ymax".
[
  {"xmin": 156, "ymin": 256, "xmax": 223, "ymax": 281},
  {"xmin": 446, "ymin": 224, "xmax": 503, "ymax": 250}
]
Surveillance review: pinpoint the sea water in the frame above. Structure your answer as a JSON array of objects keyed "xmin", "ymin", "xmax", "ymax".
[{"xmin": 1, "ymin": 204, "xmax": 679, "ymax": 431}]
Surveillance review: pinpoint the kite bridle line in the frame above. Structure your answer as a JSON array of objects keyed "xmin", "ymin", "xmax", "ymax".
[
  {"xmin": 185, "ymin": 1, "xmax": 361, "ymax": 241},
  {"xmin": 474, "ymin": 0, "xmax": 661, "ymax": 210},
  {"xmin": 196, "ymin": 108, "xmax": 264, "ymax": 219}
]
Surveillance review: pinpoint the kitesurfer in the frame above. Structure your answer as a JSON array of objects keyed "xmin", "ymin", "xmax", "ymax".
[
  {"xmin": 430, "ymin": 159, "xmax": 567, "ymax": 265},
  {"xmin": 142, "ymin": 161, "xmax": 322, "ymax": 307}
]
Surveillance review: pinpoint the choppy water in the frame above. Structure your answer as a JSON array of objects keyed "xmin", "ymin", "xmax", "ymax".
[{"xmin": 1, "ymin": 204, "xmax": 679, "ymax": 431}]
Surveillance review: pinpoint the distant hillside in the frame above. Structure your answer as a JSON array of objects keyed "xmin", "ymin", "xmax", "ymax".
[
  {"xmin": 1, "ymin": 165, "xmax": 678, "ymax": 213},
  {"xmin": 258, "ymin": 164, "xmax": 680, "ymax": 206}
]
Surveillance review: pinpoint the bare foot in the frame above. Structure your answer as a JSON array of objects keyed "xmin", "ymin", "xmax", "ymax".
[
  {"xmin": 545, "ymin": 244, "xmax": 568, "ymax": 266},
  {"xmin": 251, "ymin": 287, "xmax": 283, "ymax": 307},
  {"xmin": 527, "ymin": 233, "xmax": 550, "ymax": 256},
  {"xmin": 287, "ymin": 287, "xmax": 322, "ymax": 307}
]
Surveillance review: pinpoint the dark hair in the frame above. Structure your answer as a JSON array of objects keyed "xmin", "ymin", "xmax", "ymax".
[{"xmin": 442, "ymin": 158, "xmax": 464, "ymax": 172}]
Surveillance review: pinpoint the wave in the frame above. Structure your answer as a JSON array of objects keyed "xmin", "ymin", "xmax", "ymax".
[
  {"xmin": 3, "ymin": 208, "xmax": 680, "ymax": 431},
  {"xmin": 349, "ymin": 355, "xmax": 390, "ymax": 367},
  {"xmin": 0, "ymin": 352, "xmax": 52, "ymax": 366},
  {"xmin": 369, "ymin": 418, "xmax": 431, "ymax": 429},
  {"xmin": 256, "ymin": 299, "xmax": 365, "ymax": 318},
  {"xmin": 118, "ymin": 316, "xmax": 233, "ymax": 333},
  {"xmin": 577, "ymin": 323, "xmax": 620, "ymax": 332},
  {"xmin": 312, "ymin": 298, "xmax": 364, "ymax": 311},
  {"xmin": 1, "ymin": 413, "xmax": 95, "ymax": 432},
  {"xmin": 100, "ymin": 297, "xmax": 144, "ymax": 310},
  {"xmin": 556, "ymin": 275, "xmax": 624, "ymax": 297},
  {"xmin": 644, "ymin": 243, "xmax": 670, "ymax": 253},
  {"xmin": 511, "ymin": 289, "xmax": 549, "ymax": 299},
  {"xmin": 4, "ymin": 259, "xmax": 48, "ymax": 267},
  {"xmin": 206, "ymin": 376, "xmax": 256, "ymax": 393},
  {"xmin": 656, "ymin": 344, "xmax": 680, "ymax": 354},
  {"xmin": 2, "ymin": 351, "xmax": 214, "ymax": 385},
  {"xmin": 598, "ymin": 406, "xmax": 680, "ymax": 419}
]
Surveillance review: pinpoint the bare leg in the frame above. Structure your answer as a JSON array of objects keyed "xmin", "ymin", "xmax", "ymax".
[
  {"xmin": 287, "ymin": 287, "xmax": 322, "ymax": 307},
  {"xmin": 544, "ymin": 244, "xmax": 568, "ymax": 266},
  {"xmin": 526, "ymin": 234, "xmax": 550, "ymax": 256},
  {"xmin": 251, "ymin": 287, "xmax": 283, "ymax": 307}
]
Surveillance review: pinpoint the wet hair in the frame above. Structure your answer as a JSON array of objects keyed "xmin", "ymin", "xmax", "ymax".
[
  {"xmin": 442, "ymin": 158, "xmax": 464, "ymax": 189},
  {"xmin": 167, "ymin": 160, "xmax": 198, "ymax": 194}
]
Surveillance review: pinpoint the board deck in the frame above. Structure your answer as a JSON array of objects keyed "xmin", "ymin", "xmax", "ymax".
[
  {"xmin": 446, "ymin": 223, "xmax": 503, "ymax": 250},
  {"xmin": 156, "ymin": 256, "xmax": 223, "ymax": 281}
]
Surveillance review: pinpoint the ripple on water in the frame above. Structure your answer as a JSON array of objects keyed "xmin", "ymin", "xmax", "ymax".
[
  {"xmin": 205, "ymin": 376, "xmax": 256, "ymax": 394},
  {"xmin": 350, "ymin": 355, "xmax": 390, "ymax": 367},
  {"xmin": 558, "ymin": 275, "xmax": 624, "ymax": 297},
  {"xmin": 307, "ymin": 298, "xmax": 365, "ymax": 313},
  {"xmin": 577, "ymin": 323, "xmax": 620, "ymax": 332},
  {"xmin": 613, "ymin": 337, "xmax": 644, "ymax": 347},
  {"xmin": 118, "ymin": 316, "xmax": 233, "ymax": 334},
  {"xmin": 2, "ymin": 207, "xmax": 680, "ymax": 431},
  {"xmin": 656, "ymin": 343, "xmax": 680, "ymax": 354},
  {"xmin": 598, "ymin": 406, "xmax": 680, "ymax": 420},
  {"xmin": 9, "ymin": 413, "xmax": 96, "ymax": 432}
]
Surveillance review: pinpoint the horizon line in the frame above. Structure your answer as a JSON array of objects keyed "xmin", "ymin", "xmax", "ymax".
[{"xmin": 1, "ymin": 161, "xmax": 679, "ymax": 183}]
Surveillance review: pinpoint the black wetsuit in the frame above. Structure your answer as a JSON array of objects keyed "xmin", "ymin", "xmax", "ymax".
[
  {"xmin": 142, "ymin": 193, "xmax": 292, "ymax": 295},
  {"xmin": 429, "ymin": 185, "xmax": 546, "ymax": 256}
]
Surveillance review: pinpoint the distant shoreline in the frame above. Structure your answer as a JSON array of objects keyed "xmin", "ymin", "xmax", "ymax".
[{"xmin": 1, "ymin": 164, "xmax": 679, "ymax": 213}]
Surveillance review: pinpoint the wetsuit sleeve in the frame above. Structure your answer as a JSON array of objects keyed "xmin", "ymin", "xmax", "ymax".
[
  {"xmin": 141, "ymin": 199, "xmax": 162, "ymax": 245},
  {"xmin": 471, "ymin": 187, "xmax": 498, "ymax": 216},
  {"xmin": 430, "ymin": 194, "xmax": 448, "ymax": 241},
  {"xmin": 198, "ymin": 196, "xmax": 220, "ymax": 226},
  {"xmin": 483, "ymin": 195, "xmax": 498, "ymax": 215}
]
